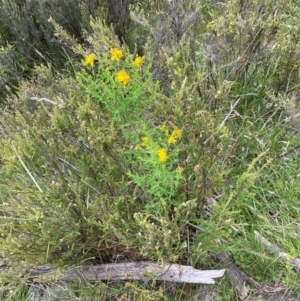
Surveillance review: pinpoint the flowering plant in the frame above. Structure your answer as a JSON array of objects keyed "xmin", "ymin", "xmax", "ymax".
[
  {"xmin": 77, "ymin": 48, "xmax": 152, "ymax": 124},
  {"xmin": 77, "ymin": 48, "xmax": 185, "ymax": 216}
]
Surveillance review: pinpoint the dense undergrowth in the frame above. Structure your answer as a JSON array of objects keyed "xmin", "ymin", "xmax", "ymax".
[{"xmin": 1, "ymin": 0, "xmax": 300, "ymax": 300}]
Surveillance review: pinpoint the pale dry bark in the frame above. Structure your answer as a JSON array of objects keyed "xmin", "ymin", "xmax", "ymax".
[{"xmin": 28, "ymin": 261, "xmax": 225, "ymax": 284}]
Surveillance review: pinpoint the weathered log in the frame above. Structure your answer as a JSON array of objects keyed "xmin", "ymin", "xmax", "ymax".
[{"xmin": 28, "ymin": 262, "xmax": 225, "ymax": 284}]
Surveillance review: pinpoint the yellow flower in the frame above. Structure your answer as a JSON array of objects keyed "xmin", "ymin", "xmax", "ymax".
[
  {"xmin": 110, "ymin": 48, "xmax": 123, "ymax": 61},
  {"xmin": 168, "ymin": 129, "xmax": 182, "ymax": 144},
  {"xmin": 168, "ymin": 134, "xmax": 176, "ymax": 144},
  {"xmin": 82, "ymin": 53, "xmax": 96, "ymax": 67},
  {"xmin": 141, "ymin": 137, "xmax": 149, "ymax": 146},
  {"xmin": 115, "ymin": 70, "xmax": 130, "ymax": 86},
  {"xmin": 133, "ymin": 55, "xmax": 144, "ymax": 67},
  {"xmin": 156, "ymin": 149, "xmax": 167, "ymax": 163},
  {"xmin": 286, "ymin": 253, "xmax": 292, "ymax": 261}
]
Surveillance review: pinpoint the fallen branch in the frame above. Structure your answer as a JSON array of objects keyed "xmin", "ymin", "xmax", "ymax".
[
  {"xmin": 216, "ymin": 252, "xmax": 261, "ymax": 300},
  {"xmin": 254, "ymin": 230, "xmax": 300, "ymax": 273},
  {"xmin": 28, "ymin": 262, "xmax": 225, "ymax": 284}
]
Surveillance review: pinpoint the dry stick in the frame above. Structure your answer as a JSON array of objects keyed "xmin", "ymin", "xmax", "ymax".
[
  {"xmin": 254, "ymin": 230, "xmax": 300, "ymax": 273},
  {"xmin": 216, "ymin": 252, "xmax": 261, "ymax": 300},
  {"xmin": 278, "ymin": 143, "xmax": 300, "ymax": 158},
  {"xmin": 204, "ymin": 98, "xmax": 240, "ymax": 145},
  {"xmin": 30, "ymin": 96, "xmax": 57, "ymax": 105},
  {"xmin": 28, "ymin": 262, "xmax": 225, "ymax": 284}
]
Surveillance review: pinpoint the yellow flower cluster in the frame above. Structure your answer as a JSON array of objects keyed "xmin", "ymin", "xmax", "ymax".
[
  {"xmin": 156, "ymin": 149, "xmax": 167, "ymax": 163},
  {"xmin": 115, "ymin": 70, "xmax": 130, "ymax": 86},
  {"xmin": 109, "ymin": 47, "xmax": 131, "ymax": 86},
  {"xmin": 110, "ymin": 48, "xmax": 123, "ymax": 61},
  {"xmin": 82, "ymin": 53, "xmax": 96, "ymax": 67},
  {"xmin": 82, "ymin": 48, "xmax": 144, "ymax": 87},
  {"xmin": 168, "ymin": 129, "xmax": 182, "ymax": 144},
  {"xmin": 133, "ymin": 55, "xmax": 144, "ymax": 68},
  {"xmin": 154, "ymin": 127, "xmax": 182, "ymax": 163}
]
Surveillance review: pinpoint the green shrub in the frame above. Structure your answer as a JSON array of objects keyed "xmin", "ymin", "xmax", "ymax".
[
  {"xmin": 0, "ymin": 0, "xmax": 167, "ymax": 104},
  {"xmin": 2, "ymin": 0, "xmax": 300, "ymax": 299},
  {"xmin": 0, "ymin": 0, "xmax": 100, "ymax": 103},
  {"xmin": 0, "ymin": 16, "xmax": 236, "ymax": 274}
]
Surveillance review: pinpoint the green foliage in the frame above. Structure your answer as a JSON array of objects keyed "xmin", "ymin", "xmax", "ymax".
[
  {"xmin": 0, "ymin": 0, "xmax": 167, "ymax": 103},
  {"xmin": 1, "ymin": 68, "xmax": 132, "ymax": 266},
  {"xmin": 77, "ymin": 51, "xmax": 156, "ymax": 124},
  {"xmin": 0, "ymin": 19, "xmax": 235, "ymax": 285},
  {"xmin": 1, "ymin": 0, "xmax": 300, "ymax": 299},
  {"xmin": 0, "ymin": 0, "xmax": 100, "ymax": 103}
]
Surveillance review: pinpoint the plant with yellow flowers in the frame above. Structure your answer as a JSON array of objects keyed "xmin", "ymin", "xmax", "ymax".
[
  {"xmin": 77, "ymin": 47, "xmax": 186, "ymax": 211},
  {"xmin": 75, "ymin": 35, "xmax": 247, "ymax": 265},
  {"xmin": 127, "ymin": 123, "xmax": 184, "ymax": 214},
  {"xmin": 76, "ymin": 48, "xmax": 152, "ymax": 123}
]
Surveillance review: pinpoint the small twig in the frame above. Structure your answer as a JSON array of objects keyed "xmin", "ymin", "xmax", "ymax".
[
  {"xmin": 204, "ymin": 98, "xmax": 240, "ymax": 145},
  {"xmin": 30, "ymin": 96, "xmax": 57, "ymax": 105},
  {"xmin": 11, "ymin": 144, "xmax": 43, "ymax": 193},
  {"xmin": 254, "ymin": 230, "xmax": 300, "ymax": 273},
  {"xmin": 278, "ymin": 143, "xmax": 300, "ymax": 158}
]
